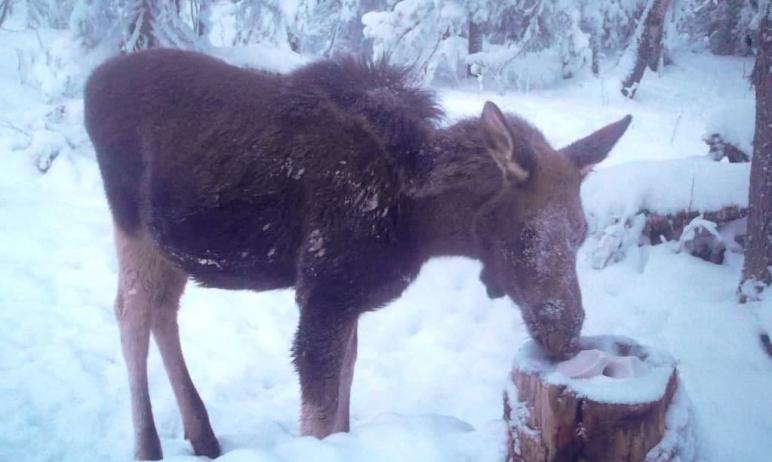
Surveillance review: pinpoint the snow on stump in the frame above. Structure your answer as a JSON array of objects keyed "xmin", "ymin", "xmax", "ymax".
[{"xmin": 504, "ymin": 336, "xmax": 693, "ymax": 462}]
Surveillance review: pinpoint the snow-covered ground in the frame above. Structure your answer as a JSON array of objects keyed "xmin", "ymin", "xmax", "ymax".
[{"xmin": 1, "ymin": 26, "xmax": 771, "ymax": 462}]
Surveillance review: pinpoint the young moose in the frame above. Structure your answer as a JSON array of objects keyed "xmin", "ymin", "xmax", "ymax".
[{"xmin": 84, "ymin": 49, "xmax": 631, "ymax": 460}]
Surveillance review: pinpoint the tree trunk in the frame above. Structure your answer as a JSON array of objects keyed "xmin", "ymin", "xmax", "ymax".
[
  {"xmin": 196, "ymin": 0, "xmax": 210, "ymax": 38},
  {"xmin": 708, "ymin": 0, "xmax": 744, "ymax": 55},
  {"xmin": 467, "ymin": 16, "xmax": 482, "ymax": 77},
  {"xmin": 740, "ymin": 9, "xmax": 772, "ymax": 301},
  {"xmin": 590, "ymin": 25, "xmax": 600, "ymax": 76},
  {"xmin": 0, "ymin": 0, "xmax": 11, "ymax": 28},
  {"xmin": 580, "ymin": 12, "xmax": 601, "ymax": 76},
  {"xmin": 124, "ymin": 0, "xmax": 157, "ymax": 52},
  {"xmin": 621, "ymin": 0, "xmax": 672, "ymax": 98},
  {"xmin": 504, "ymin": 336, "xmax": 691, "ymax": 462}
]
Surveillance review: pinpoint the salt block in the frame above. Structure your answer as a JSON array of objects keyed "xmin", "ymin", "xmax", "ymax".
[
  {"xmin": 504, "ymin": 335, "xmax": 693, "ymax": 462},
  {"xmin": 555, "ymin": 349, "xmax": 610, "ymax": 378},
  {"xmin": 556, "ymin": 349, "xmax": 650, "ymax": 379},
  {"xmin": 604, "ymin": 355, "xmax": 648, "ymax": 378}
]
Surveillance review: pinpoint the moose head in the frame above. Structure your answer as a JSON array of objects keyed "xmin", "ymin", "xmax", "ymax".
[
  {"xmin": 477, "ymin": 102, "xmax": 631, "ymax": 358},
  {"xmin": 417, "ymin": 101, "xmax": 631, "ymax": 359}
]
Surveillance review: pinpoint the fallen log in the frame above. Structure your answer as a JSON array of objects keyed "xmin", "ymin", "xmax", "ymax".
[
  {"xmin": 704, "ymin": 133, "xmax": 750, "ymax": 163},
  {"xmin": 589, "ymin": 206, "xmax": 747, "ymax": 268},
  {"xmin": 642, "ymin": 205, "xmax": 747, "ymax": 245}
]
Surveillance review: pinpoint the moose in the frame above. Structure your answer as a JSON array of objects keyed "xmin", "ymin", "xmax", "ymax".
[{"xmin": 84, "ymin": 49, "xmax": 631, "ymax": 460}]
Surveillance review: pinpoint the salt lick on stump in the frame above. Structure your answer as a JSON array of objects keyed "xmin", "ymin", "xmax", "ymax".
[{"xmin": 504, "ymin": 336, "xmax": 693, "ymax": 462}]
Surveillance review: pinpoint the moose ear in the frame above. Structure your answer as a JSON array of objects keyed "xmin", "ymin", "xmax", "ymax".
[
  {"xmin": 480, "ymin": 101, "xmax": 531, "ymax": 183},
  {"xmin": 560, "ymin": 115, "xmax": 632, "ymax": 174}
]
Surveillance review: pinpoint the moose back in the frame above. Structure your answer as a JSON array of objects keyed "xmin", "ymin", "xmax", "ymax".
[{"xmin": 84, "ymin": 49, "xmax": 631, "ymax": 460}]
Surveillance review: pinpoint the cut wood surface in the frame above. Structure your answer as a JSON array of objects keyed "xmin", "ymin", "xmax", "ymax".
[{"xmin": 504, "ymin": 336, "xmax": 693, "ymax": 462}]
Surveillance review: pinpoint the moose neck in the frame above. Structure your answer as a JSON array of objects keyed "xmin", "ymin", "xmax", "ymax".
[
  {"xmin": 407, "ymin": 124, "xmax": 498, "ymax": 261},
  {"xmin": 410, "ymin": 190, "xmax": 479, "ymax": 260}
]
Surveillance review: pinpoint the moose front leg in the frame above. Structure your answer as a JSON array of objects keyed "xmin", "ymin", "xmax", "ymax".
[
  {"xmin": 335, "ymin": 326, "xmax": 357, "ymax": 432},
  {"xmin": 292, "ymin": 306, "xmax": 359, "ymax": 438}
]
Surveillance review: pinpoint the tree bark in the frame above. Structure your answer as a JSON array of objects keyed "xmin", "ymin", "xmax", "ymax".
[
  {"xmin": 580, "ymin": 13, "xmax": 601, "ymax": 76},
  {"xmin": 621, "ymin": 0, "xmax": 672, "ymax": 98},
  {"xmin": 467, "ymin": 16, "xmax": 482, "ymax": 77},
  {"xmin": 590, "ymin": 24, "xmax": 600, "ymax": 76},
  {"xmin": 740, "ymin": 9, "xmax": 772, "ymax": 300},
  {"xmin": 196, "ymin": 0, "xmax": 210, "ymax": 38},
  {"xmin": 0, "ymin": 0, "xmax": 11, "ymax": 28}
]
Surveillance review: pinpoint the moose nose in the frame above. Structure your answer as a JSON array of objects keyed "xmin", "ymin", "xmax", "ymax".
[{"xmin": 524, "ymin": 301, "xmax": 584, "ymax": 359}]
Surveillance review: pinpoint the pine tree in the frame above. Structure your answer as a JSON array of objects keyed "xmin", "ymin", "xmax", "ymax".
[
  {"xmin": 123, "ymin": 0, "xmax": 156, "ymax": 51},
  {"xmin": 121, "ymin": 0, "xmax": 199, "ymax": 52},
  {"xmin": 708, "ymin": 0, "xmax": 753, "ymax": 55}
]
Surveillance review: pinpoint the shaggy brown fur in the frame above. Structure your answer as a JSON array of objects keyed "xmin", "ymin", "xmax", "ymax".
[{"xmin": 84, "ymin": 48, "xmax": 631, "ymax": 460}]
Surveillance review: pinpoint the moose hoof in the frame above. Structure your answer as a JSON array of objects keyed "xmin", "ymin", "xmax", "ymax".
[
  {"xmin": 189, "ymin": 432, "xmax": 221, "ymax": 458},
  {"xmin": 134, "ymin": 439, "xmax": 163, "ymax": 461}
]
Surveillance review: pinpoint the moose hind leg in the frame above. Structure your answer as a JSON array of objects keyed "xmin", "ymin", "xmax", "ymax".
[
  {"xmin": 293, "ymin": 308, "xmax": 359, "ymax": 438},
  {"xmin": 151, "ymin": 288, "xmax": 220, "ymax": 458}
]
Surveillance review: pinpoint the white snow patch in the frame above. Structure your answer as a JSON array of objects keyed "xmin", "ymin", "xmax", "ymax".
[{"xmin": 582, "ymin": 158, "xmax": 750, "ymax": 232}]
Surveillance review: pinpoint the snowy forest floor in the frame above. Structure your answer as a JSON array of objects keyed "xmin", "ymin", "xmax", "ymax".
[{"xmin": 1, "ymin": 27, "xmax": 772, "ymax": 462}]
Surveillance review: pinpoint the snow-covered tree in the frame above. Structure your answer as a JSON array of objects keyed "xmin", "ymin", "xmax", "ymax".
[
  {"xmin": 363, "ymin": 0, "xmax": 648, "ymax": 89},
  {"xmin": 363, "ymin": 0, "xmax": 469, "ymax": 84},
  {"xmin": 621, "ymin": 0, "xmax": 673, "ymax": 98},
  {"xmin": 22, "ymin": 0, "xmax": 77, "ymax": 29},
  {"xmin": 68, "ymin": 0, "xmax": 203, "ymax": 53},
  {"xmin": 675, "ymin": 0, "xmax": 758, "ymax": 56},
  {"xmin": 69, "ymin": 0, "xmax": 119, "ymax": 49},
  {"xmin": 120, "ymin": 0, "xmax": 200, "ymax": 52},
  {"xmin": 234, "ymin": 0, "xmax": 383, "ymax": 56},
  {"xmin": 6, "ymin": 0, "xmax": 760, "ymax": 92},
  {"xmin": 191, "ymin": 0, "xmax": 211, "ymax": 37},
  {"xmin": 233, "ymin": 0, "xmax": 287, "ymax": 48}
]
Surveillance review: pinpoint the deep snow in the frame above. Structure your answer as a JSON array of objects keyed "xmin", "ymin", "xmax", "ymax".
[{"xmin": 1, "ymin": 26, "xmax": 772, "ymax": 462}]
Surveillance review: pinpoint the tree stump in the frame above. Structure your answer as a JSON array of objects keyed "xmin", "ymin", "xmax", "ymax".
[{"xmin": 504, "ymin": 336, "xmax": 694, "ymax": 462}]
